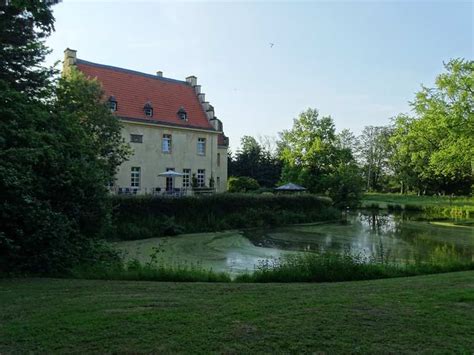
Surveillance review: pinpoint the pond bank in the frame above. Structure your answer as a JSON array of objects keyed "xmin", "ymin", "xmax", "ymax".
[
  {"xmin": 361, "ymin": 193, "xmax": 474, "ymax": 218},
  {"xmin": 115, "ymin": 210, "xmax": 474, "ymax": 276}
]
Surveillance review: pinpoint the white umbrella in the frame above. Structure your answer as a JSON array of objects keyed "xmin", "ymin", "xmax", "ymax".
[
  {"xmin": 157, "ymin": 171, "xmax": 184, "ymax": 177},
  {"xmin": 157, "ymin": 171, "xmax": 185, "ymax": 195}
]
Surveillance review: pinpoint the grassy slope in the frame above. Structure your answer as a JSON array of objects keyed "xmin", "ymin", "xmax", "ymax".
[
  {"xmin": 1, "ymin": 272, "xmax": 473, "ymax": 353},
  {"xmin": 362, "ymin": 193, "xmax": 474, "ymax": 208}
]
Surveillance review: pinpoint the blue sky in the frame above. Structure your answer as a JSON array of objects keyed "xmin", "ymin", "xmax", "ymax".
[{"xmin": 46, "ymin": 1, "xmax": 473, "ymax": 151}]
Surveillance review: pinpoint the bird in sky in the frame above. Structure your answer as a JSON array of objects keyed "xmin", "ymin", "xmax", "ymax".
[{"xmin": 269, "ymin": 42, "xmax": 274, "ymax": 48}]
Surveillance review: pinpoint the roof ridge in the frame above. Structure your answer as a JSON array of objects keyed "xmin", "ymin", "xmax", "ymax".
[{"xmin": 76, "ymin": 59, "xmax": 189, "ymax": 85}]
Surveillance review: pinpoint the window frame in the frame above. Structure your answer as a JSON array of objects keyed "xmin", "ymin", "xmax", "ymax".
[
  {"xmin": 197, "ymin": 137, "xmax": 206, "ymax": 156},
  {"xmin": 183, "ymin": 168, "xmax": 191, "ymax": 188},
  {"xmin": 162, "ymin": 134, "xmax": 172, "ymax": 153},
  {"xmin": 109, "ymin": 101, "xmax": 117, "ymax": 112},
  {"xmin": 197, "ymin": 169, "xmax": 205, "ymax": 187},
  {"xmin": 130, "ymin": 134, "xmax": 143, "ymax": 143},
  {"xmin": 131, "ymin": 167, "xmax": 141, "ymax": 188},
  {"xmin": 144, "ymin": 107, "xmax": 153, "ymax": 117}
]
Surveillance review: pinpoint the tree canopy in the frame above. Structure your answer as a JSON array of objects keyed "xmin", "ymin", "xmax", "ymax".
[
  {"xmin": 279, "ymin": 108, "xmax": 363, "ymax": 207},
  {"xmin": 390, "ymin": 59, "xmax": 473, "ymax": 194},
  {"xmin": 229, "ymin": 135, "xmax": 281, "ymax": 188},
  {"xmin": 0, "ymin": 0, "xmax": 129, "ymax": 273}
]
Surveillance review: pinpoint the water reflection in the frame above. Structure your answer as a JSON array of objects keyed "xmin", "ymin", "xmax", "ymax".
[
  {"xmin": 117, "ymin": 211, "xmax": 474, "ymax": 275},
  {"xmin": 243, "ymin": 210, "xmax": 474, "ymax": 264}
]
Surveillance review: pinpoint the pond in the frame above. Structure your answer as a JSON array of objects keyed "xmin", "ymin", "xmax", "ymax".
[{"xmin": 116, "ymin": 210, "xmax": 474, "ymax": 275}]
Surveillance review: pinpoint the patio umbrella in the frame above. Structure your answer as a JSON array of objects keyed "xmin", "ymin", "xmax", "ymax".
[
  {"xmin": 157, "ymin": 171, "xmax": 184, "ymax": 177},
  {"xmin": 158, "ymin": 171, "xmax": 185, "ymax": 194},
  {"xmin": 274, "ymin": 182, "xmax": 307, "ymax": 191}
]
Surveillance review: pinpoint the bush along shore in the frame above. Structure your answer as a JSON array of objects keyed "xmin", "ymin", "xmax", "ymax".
[
  {"xmin": 106, "ymin": 194, "xmax": 339, "ymax": 241},
  {"xmin": 361, "ymin": 193, "xmax": 474, "ymax": 219},
  {"xmin": 71, "ymin": 252, "xmax": 474, "ymax": 284}
]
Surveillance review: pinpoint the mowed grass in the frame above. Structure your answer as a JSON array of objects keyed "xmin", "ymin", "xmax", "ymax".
[
  {"xmin": 1, "ymin": 272, "xmax": 473, "ymax": 353},
  {"xmin": 362, "ymin": 193, "xmax": 474, "ymax": 208}
]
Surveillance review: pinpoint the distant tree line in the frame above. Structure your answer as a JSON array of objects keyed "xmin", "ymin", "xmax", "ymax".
[{"xmin": 229, "ymin": 58, "xmax": 473, "ymax": 198}]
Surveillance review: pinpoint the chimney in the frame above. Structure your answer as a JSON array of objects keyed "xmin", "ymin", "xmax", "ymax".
[
  {"xmin": 186, "ymin": 75, "xmax": 197, "ymax": 86},
  {"xmin": 156, "ymin": 71, "xmax": 163, "ymax": 77},
  {"xmin": 63, "ymin": 48, "xmax": 77, "ymax": 76}
]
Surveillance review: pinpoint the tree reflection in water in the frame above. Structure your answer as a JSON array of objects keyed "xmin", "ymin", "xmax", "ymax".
[{"xmin": 243, "ymin": 210, "xmax": 473, "ymax": 264}]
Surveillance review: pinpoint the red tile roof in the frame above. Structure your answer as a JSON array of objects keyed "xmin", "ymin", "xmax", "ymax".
[
  {"xmin": 76, "ymin": 59, "xmax": 214, "ymax": 131},
  {"xmin": 218, "ymin": 133, "xmax": 229, "ymax": 147}
]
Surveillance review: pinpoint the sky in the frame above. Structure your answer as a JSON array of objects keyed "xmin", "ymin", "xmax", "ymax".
[{"xmin": 46, "ymin": 0, "xmax": 473, "ymax": 151}]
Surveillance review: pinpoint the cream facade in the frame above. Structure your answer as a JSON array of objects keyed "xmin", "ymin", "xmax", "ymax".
[{"xmin": 116, "ymin": 120, "xmax": 228, "ymax": 194}]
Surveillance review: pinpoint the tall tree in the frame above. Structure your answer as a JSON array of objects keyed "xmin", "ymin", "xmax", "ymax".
[
  {"xmin": 55, "ymin": 68, "xmax": 130, "ymax": 179},
  {"xmin": 336, "ymin": 128, "xmax": 358, "ymax": 155},
  {"xmin": 279, "ymin": 108, "xmax": 363, "ymax": 207},
  {"xmin": 390, "ymin": 59, "xmax": 473, "ymax": 194},
  {"xmin": 0, "ymin": 0, "xmax": 56, "ymax": 96},
  {"xmin": 0, "ymin": 1, "xmax": 129, "ymax": 273},
  {"xmin": 357, "ymin": 125, "xmax": 393, "ymax": 191},
  {"xmin": 229, "ymin": 135, "xmax": 282, "ymax": 187}
]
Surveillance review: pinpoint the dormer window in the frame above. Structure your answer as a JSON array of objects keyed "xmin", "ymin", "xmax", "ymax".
[
  {"xmin": 177, "ymin": 106, "xmax": 187, "ymax": 121},
  {"xmin": 108, "ymin": 96, "xmax": 117, "ymax": 112},
  {"xmin": 144, "ymin": 101, "xmax": 153, "ymax": 117}
]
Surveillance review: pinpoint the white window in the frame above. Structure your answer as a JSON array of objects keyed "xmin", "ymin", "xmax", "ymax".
[
  {"xmin": 131, "ymin": 167, "xmax": 141, "ymax": 187},
  {"xmin": 183, "ymin": 169, "xmax": 191, "ymax": 188},
  {"xmin": 197, "ymin": 138, "xmax": 206, "ymax": 155},
  {"xmin": 197, "ymin": 169, "xmax": 205, "ymax": 187},
  {"xmin": 162, "ymin": 134, "xmax": 172, "ymax": 153},
  {"xmin": 217, "ymin": 153, "xmax": 221, "ymax": 167},
  {"xmin": 130, "ymin": 134, "xmax": 143, "ymax": 143}
]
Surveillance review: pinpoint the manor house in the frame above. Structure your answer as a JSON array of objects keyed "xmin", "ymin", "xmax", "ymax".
[{"xmin": 63, "ymin": 48, "xmax": 228, "ymax": 194}]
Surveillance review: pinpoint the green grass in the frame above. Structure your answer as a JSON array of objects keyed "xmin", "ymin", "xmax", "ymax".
[
  {"xmin": 71, "ymin": 259, "xmax": 232, "ymax": 282},
  {"xmin": 69, "ymin": 252, "xmax": 474, "ymax": 284},
  {"xmin": 362, "ymin": 193, "xmax": 474, "ymax": 218},
  {"xmin": 362, "ymin": 193, "xmax": 474, "ymax": 208},
  {"xmin": 1, "ymin": 272, "xmax": 473, "ymax": 353},
  {"xmin": 235, "ymin": 253, "xmax": 474, "ymax": 283}
]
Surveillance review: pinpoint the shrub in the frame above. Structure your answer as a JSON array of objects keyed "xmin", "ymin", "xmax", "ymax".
[
  {"xmin": 227, "ymin": 176, "xmax": 260, "ymax": 193},
  {"xmin": 71, "ymin": 257, "xmax": 231, "ymax": 283},
  {"xmin": 107, "ymin": 194, "xmax": 338, "ymax": 241}
]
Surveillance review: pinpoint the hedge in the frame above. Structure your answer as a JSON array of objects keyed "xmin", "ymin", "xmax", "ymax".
[{"xmin": 106, "ymin": 194, "xmax": 338, "ymax": 241}]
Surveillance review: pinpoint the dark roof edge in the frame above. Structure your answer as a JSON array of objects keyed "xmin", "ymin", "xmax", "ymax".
[
  {"xmin": 76, "ymin": 59, "xmax": 189, "ymax": 85},
  {"xmin": 118, "ymin": 116, "xmax": 217, "ymax": 132}
]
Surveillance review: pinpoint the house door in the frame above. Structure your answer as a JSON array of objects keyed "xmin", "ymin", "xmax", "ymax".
[{"xmin": 166, "ymin": 168, "xmax": 174, "ymax": 191}]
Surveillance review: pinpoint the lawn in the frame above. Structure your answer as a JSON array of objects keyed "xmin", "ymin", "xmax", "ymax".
[
  {"xmin": 362, "ymin": 193, "xmax": 474, "ymax": 209},
  {"xmin": 1, "ymin": 272, "xmax": 473, "ymax": 353}
]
